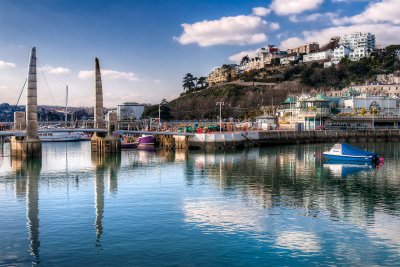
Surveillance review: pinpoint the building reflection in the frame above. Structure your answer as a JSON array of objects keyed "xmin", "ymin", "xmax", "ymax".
[
  {"xmin": 11, "ymin": 158, "xmax": 42, "ymax": 265},
  {"xmin": 91, "ymin": 153, "xmax": 121, "ymax": 247}
]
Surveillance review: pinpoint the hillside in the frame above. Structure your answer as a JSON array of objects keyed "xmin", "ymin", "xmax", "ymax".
[{"xmin": 167, "ymin": 83, "xmax": 301, "ymax": 120}]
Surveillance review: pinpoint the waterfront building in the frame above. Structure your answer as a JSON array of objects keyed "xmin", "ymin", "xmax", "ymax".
[
  {"xmin": 297, "ymin": 94, "xmax": 332, "ymax": 130},
  {"xmin": 303, "ymin": 50, "xmax": 332, "ymax": 63},
  {"xmin": 207, "ymin": 65, "xmax": 239, "ymax": 85},
  {"xmin": 287, "ymin": 42, "xmax": 319, "ymax": 54},
  {"xmin": 342, "ymin": 94, "xmax": 397, "ymax": 114},
  {"xmin": 254, "ymin": 115, "xmax": 277, "ymax": 130},
  {"xmin": 117, "ymin": 102, "xmax": 145, "ymax": 120}
]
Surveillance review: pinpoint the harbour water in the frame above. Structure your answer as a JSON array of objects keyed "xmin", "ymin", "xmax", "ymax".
[{"xmin": 0, "ymin": 142, "xmax": 400, "ymax": 266}]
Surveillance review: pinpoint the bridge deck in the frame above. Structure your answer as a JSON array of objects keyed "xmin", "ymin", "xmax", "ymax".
[
  {"xmin": 0, "ymin": 129, "xmax": 194, "ymax": 137},
  {"xmin": 115, "ymin": 130, "xmax": 194, "ymax": 136}
]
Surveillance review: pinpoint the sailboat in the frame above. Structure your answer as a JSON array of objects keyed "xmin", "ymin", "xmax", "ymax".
[{"xmin": 39, "ymin": 86, "xmax": 90, "ymax": 142}]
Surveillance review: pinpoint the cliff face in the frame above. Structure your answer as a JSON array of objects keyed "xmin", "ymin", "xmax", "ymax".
[{"xmin": 169, "ymin": 83, "xmax": 303, "ymax": 120}]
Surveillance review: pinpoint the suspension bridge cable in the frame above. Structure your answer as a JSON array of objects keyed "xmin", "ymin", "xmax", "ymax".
[
  {"xmin": 37, "ymin": 58, "xmax": 68, "ymax": 87},
  {"xmin": 40, "ymin": 69, "xmax": 58, "ymax": 105},
  {"xmin": 15, "ymin": 78, "xmax": 27, "ymax": 106}
]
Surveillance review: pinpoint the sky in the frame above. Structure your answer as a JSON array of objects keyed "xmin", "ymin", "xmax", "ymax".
[{"xmin": 1, "ymin": 0, "xmax": 400, "ymax": 107}]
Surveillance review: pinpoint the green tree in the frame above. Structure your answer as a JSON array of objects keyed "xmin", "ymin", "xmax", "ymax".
[
  {"xmin": 196, "ymin": 76, "xmax": 208, "ymax": 90},
  {"xmin": 240, "ymin": 55, "xmax": 250, "ymax": 66},
  {"xmin": 182, "ymin": 73, "xmax": 196, "ymax": 92}
]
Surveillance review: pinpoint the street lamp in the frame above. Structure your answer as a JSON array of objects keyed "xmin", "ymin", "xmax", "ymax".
[
  {"xmin": 216, "ymin": 101, "xmax": 224, "ymax": 132},
  {"xmin": 158, "ymin": 104, "xmax": 161, "ymax": 129}
]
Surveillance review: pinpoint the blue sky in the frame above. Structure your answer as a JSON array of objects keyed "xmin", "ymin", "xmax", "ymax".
[{"xmin": 0, "ymin": 0, "xmax": 399, "ymax": 107}]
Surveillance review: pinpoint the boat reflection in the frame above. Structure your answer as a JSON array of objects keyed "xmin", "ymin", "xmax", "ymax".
[{"xmin": 323, "ymin": 160, "xmax": 378, "ymax": 178}]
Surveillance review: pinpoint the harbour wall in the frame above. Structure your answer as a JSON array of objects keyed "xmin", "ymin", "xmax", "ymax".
[{"xmin": 184, "ymin": 130, "xmax": 400, "ymax": 150}]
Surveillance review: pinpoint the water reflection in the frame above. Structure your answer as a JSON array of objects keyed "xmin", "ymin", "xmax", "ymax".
[
  {"xmin": 1, "ymin": 143, "xmax": 400, "ymax": 266},
  {"xmin": 91, "ymin": 153, "xmax": 121, "ymax": 247},
  {"xmin": 275, "ymin": 231, "xmax": 321, "ymax": 253},
  {"xmin": 183, "ymin": 144, "xmax": 400, "ymax": 258},
  {"xmin": 12, "ymin": 158, "xmax": 42, "ymax": 265},
  {"xmin": 323, "ymin": 160, "xmax": 376, "ymax": 178}
]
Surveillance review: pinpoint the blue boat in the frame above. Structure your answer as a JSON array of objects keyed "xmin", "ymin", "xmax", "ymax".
[{"xmin": 323, "ymin": 143, "xmax": 379, "ymax": 162}]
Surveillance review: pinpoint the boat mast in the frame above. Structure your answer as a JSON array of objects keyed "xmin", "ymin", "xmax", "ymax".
[{"xmin": 65, "ymin": 85, "xmax": 68, "ymax": 124}]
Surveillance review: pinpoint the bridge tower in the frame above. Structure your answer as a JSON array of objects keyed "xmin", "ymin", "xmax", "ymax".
[
  {"xmin": 11, "ymin": 47, "xmax": 42, "ymax": 158},
  {"xmin": 91, "ymin": 57, "xmax": 120, "ymax": 154}
]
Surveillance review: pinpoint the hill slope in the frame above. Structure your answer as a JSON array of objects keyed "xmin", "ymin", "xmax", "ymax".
[{"xmin": 168, "ymin": 83, "xmax": 299, "ymax": 120}]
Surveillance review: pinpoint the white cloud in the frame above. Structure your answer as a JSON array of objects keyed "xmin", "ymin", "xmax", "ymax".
[
  {"xmin": 279, "ymin": 37, "xmax": 307, "ymax": 50},
  {"xmin": 174, "ymin": 15, "xmax": 279, "ymax": 46},
  {"xmin": 78, "ymin": 69, "xmax": 138, "ymax": 81},
  {"xmin": 280, "ymin": 23, "xmax": 400, "ymax": 50},
  {"xmin": 289, "ymin": 12, "xmax": 338, "ymax": 23},
  {"xmin": 303, "ymin": 24, "xmax": 400, "ymax": 45},
  {"xmin": 276, "ymin": 231, "xmax": 321, "ymax": 253},
  {"xmin": 252, "ymin": 7, "xmax": 271, "ymax": 17},
  {"xmin": 270, "ymin": 0, "xmax": 324, "ymax": 16},
  {"xmin": 228, "ymin": 49, "xmax": 258, "ymax": 63},
  {"xmin": 38, "ymin": 65, "xmax": 70, "ymax": 75},
  {"xmin": 333, "ymin": 0, "xmax": 400, "ymax": 25},
  {"xmin": 332, "ymin": 0, "xmax": 369, "ymax": 3},
  {"xmin": 0, "ymin": 60, "xmax": 16, "ymax": 69}
]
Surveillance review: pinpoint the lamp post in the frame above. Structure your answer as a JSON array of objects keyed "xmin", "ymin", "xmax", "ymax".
[
  {"xmin": 216, "ymin": 101, "xmax": 224, "ymax": 132},
  {"xmin": 158, "ymin": 104, "xmax": 161, "ymax": 129}
]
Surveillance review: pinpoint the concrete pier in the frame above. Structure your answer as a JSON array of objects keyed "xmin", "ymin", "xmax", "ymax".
[
  {"xmin": 183, "ymin": 130, "xmax": 400, "ymax": 150},
  {"xmin": 91, "ymin": 58, "xmax": 120, "ymax": 154},
  {"xmin": 11, "ymin": 47, "xmax": 41, "ymax": 158}
]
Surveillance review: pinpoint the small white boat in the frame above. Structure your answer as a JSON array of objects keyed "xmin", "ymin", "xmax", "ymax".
[{"xmin": 38, "ymin": 132, "xmax": 90, "ymax": 142}]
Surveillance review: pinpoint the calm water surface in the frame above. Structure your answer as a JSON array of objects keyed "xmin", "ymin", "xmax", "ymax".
[{"xmin": 0, "ymin": 142, "xmax": 400, "ymax": 266}]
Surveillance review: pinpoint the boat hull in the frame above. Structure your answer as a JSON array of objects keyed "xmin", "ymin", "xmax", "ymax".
[
  {"xmin": 323, "ymin": 153, "xmax": 375, "ymax": 162},
  {"xmin": 39, "ymin": 132, "xmax": 91, "ymax": 142},
  {"xmin": 138, "ymin": 135, "xmax": 155, "ymax": 148},
  {"xmin": 39, "ymin": 137, "xmax": 90, "ymax": 142}
]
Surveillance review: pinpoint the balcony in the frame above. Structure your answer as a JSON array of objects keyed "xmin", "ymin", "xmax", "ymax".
[{"xmin": 299, "ymin": 108, "xmax": 331, "ymax": 117}]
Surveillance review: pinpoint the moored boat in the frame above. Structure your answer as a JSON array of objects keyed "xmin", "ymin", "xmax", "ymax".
[
  {"xmin": 38, "ymin": 132, "xmax": 90, "ymax": 142},
  {"xmin": 120, "ymin": 136, "xmax": 138, "ymax": 149},
  {"xmin": 323, "ymin": 143, "xmax": 381, "ymax": 162},
  {"xmin": 138, "ymin": 134, "xmax": 155, "ymax": 149}
]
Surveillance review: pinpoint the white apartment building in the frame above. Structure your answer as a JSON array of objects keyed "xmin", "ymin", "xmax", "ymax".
[
  {"xmin": 280, "ymin": 55, "xmax": 299, "ymax": 65},
  {"xmin": 338, "ymin": 32, "xmax": 375, "ymax": 61},
  {"xmin": 350, "ymin": 46, "xmax": 371, "ymax": 60},
  {"xmin": 339, "ymin": 32, "xmax": 376, "ymax": 51},
  {"xmin": 117, "ymin": 102, "xmax": 145, "ymax": 120},
  {"xmin": 303, "ymin": 50, "xmax": 332, "ymax": 63},
  {"xmin": 332, "ymin": 45, "xmax": 352, "ymax": 63}
]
